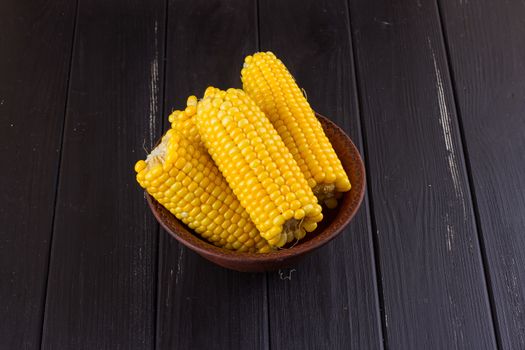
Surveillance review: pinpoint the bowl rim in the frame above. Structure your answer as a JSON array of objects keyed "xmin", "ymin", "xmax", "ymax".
[{"xmin": 146, "ymin": 112, "xmax": 366, "ymax": 263}]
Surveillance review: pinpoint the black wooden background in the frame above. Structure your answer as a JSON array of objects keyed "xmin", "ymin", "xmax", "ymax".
[{"xmin": 1, "ymin": 0, "xmax": 524, "ymax": 349}]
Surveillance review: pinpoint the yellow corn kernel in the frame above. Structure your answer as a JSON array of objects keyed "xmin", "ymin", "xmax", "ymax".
[
  {"xmin": 134, "ymin": 128, "xmax": 271, "ymax": 253},
  {"xmin": 195, "ymin": 87, "xmax": 322, "ymax": 247},
  {"xmin": 242, "ymin": 51, "xmax": 351, "ymax": 208}
]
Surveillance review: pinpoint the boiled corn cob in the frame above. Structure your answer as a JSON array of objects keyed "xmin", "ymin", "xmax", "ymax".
[
  {"xmin": 135, "ymin": 127, "xmax": 272, "ymax": 253},
  {"xmin": 241, "ymin": 52, "xmax": 351, "ymax": 208},
  {"xmin": 195, "ymin": 87, "xmax": 323, "ymax": 248}
]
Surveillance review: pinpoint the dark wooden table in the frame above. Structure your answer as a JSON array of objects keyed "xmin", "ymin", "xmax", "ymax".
[{"xmin": 2, "ymin": 0, "xmax": 524, "ymax": 349}]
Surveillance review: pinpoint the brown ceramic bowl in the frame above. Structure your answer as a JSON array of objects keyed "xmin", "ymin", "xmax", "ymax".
[{"xmin": 146, "ymin": 113, "xmax": 366, "ymax": 272}]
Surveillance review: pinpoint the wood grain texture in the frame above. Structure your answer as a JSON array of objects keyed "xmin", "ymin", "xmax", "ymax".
[
  {"xmin": 347, "ymin": 0, "xmax": 497, "ymax": 348},
  {"xmin": 40, "ymin": 0, "xmax": 165, "ymax": 348},
  {"xmin": 0, "ymin": 0, "xmax": 76, "ymax": 348},
  {"xmin": 438, "ymin": 0, "xmax": 525, "ymax": 348},
  {"xmin": 258, "ymin": 0, "xmax": 383, "ymax": 349},
  {"xmin": 156, "ymin": 1, "xmax": 268, "ymax": 349}
]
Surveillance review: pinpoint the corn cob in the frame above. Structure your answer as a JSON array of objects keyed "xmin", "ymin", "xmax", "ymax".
[
  {"xmin": 195, "ymin": 87, "xmax": 323, "ymax": 248},
  {"xmin": 241, "ymin": 52, "xmax": 351, "ymax": 208},
  {"xmin": 135, "ymin": 127, "xmax": 272, "ymax": 253}
]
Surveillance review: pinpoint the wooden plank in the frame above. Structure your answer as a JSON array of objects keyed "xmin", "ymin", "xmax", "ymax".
[
  {"xmin": 257, "ymin": 0, "xmax": 384, "ymax": 349},
  {"xmin": 347, "ymin": 0, "xmax": 498, "ymax": 348},
  {"xmin": 438, "ymin": 1, "xmax": 525, "ymax": 348},
  {"xmin": 156, "ymin": 1, "xmax": 268, "ymax": 349},
  {"xmin": 41, "ymin": 0, "xmax": 165, "ymax": 348},
  {"xmin": 0, "ymin": 0, "xmax": 76, "ymax": 348}
]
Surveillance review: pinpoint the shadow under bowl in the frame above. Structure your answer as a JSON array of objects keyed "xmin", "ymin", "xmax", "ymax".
[{"xmin": 146, "ymin": 113, "xmax": 366, "ymax": 272}]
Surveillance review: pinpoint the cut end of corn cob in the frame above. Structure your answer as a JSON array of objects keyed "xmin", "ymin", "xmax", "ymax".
[
  {"xmin": 195, "ymin": 87, "xmax": 323, "ymax": 248},
  {"xmin": 241, "ymin": 51, "xmax": 352, "ymax": 208},
  {"xmin": 134, "ymin": 127, "xmax": 273, "ymax": 253}
]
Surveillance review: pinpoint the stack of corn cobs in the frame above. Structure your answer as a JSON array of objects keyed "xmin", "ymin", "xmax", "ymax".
[{"xmin": 134, "ymin": 52, "xmax": 351, "ymax": 253}]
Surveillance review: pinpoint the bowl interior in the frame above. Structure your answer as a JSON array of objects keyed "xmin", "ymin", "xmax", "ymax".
[{"xmin": 146, "ymin": 113, "xmax": 366, "ymax": 271}]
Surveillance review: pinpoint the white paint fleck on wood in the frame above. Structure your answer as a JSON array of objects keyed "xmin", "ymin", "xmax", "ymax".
[
  {"xmin": 148, "ymin": 20, "xmax": 159, "ymax": 149},
  {"xmin": 278, "ymin": 269, "xmax": 296, "ymax": 280},
  {"xmin": 428, "ymin": 38, "xmax": 466, "ymax": 218},
  {"xmin": 446, "ymin": 224, "xmax": 455, "ymax": 252}
]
